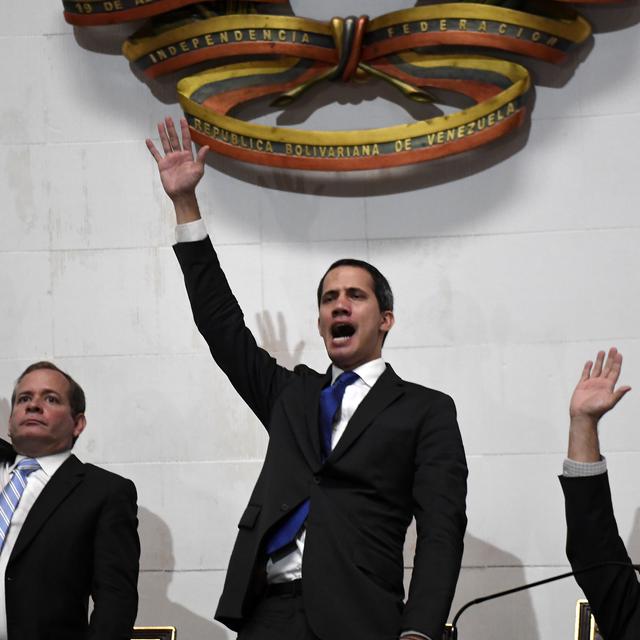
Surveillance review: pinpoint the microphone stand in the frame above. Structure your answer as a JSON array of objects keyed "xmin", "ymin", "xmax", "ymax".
[{"xmin": 447, "ymin": 561, "xmax": 640, "ymax": 639}]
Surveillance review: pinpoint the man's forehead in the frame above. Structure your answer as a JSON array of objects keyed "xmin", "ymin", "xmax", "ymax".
[
  {"xmin": 16, "ymin": 369, "xmax": 70, "ymax": 394},
  {"xmin": 321, "ymin": 265, "xmax": 374, "ymax": 291}
]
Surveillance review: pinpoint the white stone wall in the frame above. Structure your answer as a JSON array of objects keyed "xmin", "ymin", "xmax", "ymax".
[{"xmin": 1, "ymin": 1, "xmax": 639, "ymax": 638}]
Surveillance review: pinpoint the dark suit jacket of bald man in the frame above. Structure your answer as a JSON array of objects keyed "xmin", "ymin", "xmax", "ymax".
[
  {"xmin": 174, "ymin": 237, "xmax": 468, "ymax": 640},
  {"xmin": 561, "ymin": 473, "xmax": 640, "ymax": 640},
  {"xmin": 0, "ymin": 439, "xmax": 139, "ymax": 640}
]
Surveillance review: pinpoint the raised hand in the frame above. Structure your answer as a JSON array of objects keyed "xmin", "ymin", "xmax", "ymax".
[
  {"xmin": 568, "ymin": 347, "xmax": 631, "ymax": 462},
  {"xmin": 146, "ymin": 117, "xmax": 209, "ymax": 223},
  {"xmin": 570, "ymin": 348, "xmax": 631, "ymax": 422}
]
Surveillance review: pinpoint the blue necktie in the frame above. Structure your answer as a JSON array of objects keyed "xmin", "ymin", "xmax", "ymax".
[
  {"xmin": 0, "ymin": 458, "xmax": 40, "ymax": 551},
  {"xmin": 319, "ymin": 370, "xmax": 360, "ymax": 459},
  {"xmin": 265, "ymin": 371, "xmax": 359, "ymax": 556}
]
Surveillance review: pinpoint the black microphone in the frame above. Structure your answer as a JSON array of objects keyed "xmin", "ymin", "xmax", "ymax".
[{"xmin": 445, "ymin": 560, "xmax": 640, "ymax": 639}]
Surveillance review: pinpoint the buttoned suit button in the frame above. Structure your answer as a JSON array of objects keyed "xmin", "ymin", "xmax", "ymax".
[
  {"xmin": 280, "ymin": 503, "xmax": 289, "ymax": 511},
  {"xmin": 313, "ymin": 476, "xmax": 321, "ymax": 484}
]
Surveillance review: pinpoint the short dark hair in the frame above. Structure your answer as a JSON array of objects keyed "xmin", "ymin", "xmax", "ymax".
[
  {"xmin": 11, "ymin": 361, "xmax": 86, "ymax": 417},
  {"xmin": 317, "ymin": 258, "xmax": 394, "ymax": 312}
]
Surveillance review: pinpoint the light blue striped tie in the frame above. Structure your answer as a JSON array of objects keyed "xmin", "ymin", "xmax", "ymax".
[{"xmin": 0, "ymin": 458, "xmax": 40, "ymax": 551}]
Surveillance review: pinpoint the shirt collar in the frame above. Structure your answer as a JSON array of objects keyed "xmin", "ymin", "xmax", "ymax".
[
  {"xmin": 331, "ymin": 357, "xmax": 386, "ymax": 388},
  {"xmin": 13, "ymin": 450, "xmax": 72, "ymax": 478}
]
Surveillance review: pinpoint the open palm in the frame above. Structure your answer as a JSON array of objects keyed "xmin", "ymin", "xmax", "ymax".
[
  {"xmin": 146, "ymin": 117, "xmax": 208, "ymax": 200},
  {"xmin": 156, "ymin": 149, "xmax": 204, "ymax": 199},
  {"xmin": 570, "ymin": 348, "xmax": 631, "ymax": 420}
]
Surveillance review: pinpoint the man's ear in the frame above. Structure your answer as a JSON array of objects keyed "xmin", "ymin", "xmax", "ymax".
[
  {"xmin": 317, "ymin": 316, "xmax": 321, "ymax": 336},
  {"xmin": 72, "ymin": 414, "xmax": 87, "ymax": 439},
  {"xmin": 380, "ymin": 310, "xmax": 395, "ymax": 334}
]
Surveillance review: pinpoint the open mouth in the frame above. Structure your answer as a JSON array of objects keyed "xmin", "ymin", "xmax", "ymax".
[{"xmin": 331, "ymin": 323, "xmax": 355, "ymax": 344}]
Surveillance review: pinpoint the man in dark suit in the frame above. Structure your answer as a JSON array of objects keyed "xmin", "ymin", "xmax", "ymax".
[
  {"xmin": 1, "ymin": 361, "xmax": 140, "ymax": 640},
  {"xmin": 147, "ymin": 117, "xmax": 467, "ymax": 640},
  {"xmin": 560, "ymin": 347, "xmax": 639, "ymax": 639}
]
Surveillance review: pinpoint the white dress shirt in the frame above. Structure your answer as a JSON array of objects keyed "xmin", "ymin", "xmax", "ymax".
[{"xmin": 0, "ymin": 450, "xmax": 72, "ymax": 640}]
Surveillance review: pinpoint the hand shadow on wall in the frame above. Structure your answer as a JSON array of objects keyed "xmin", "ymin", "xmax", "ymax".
[
  {"xmin": 137, "ymin": 507, "xmax": 230, "ymax": 640},
  {"xmin": 256, "ymin": 311, "xmax": 305, "ymax": 369}
]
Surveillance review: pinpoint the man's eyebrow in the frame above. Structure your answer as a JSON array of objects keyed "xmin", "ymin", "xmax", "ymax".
[
  {"xmin": 17, "ymin": 388, "xmax": 62, "ymax": 396},
  {"xmin": 322, "ymin": 286, "xmax": 368, "ymax": 297}
]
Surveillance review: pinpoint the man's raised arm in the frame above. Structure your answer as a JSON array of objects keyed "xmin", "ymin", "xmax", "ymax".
[
  {"xmin": 560, "ymin": 347, "xmax": 639, "ymax": 639},
  {"xmin": 147, "ymin": 116, "xmax": 292, "ymax": 424}
]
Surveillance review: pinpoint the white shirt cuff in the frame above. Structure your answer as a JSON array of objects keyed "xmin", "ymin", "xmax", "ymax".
[
  {"xmin": 175, "ymin": 219, "xmax": 208, "ymax": 243},
  {"xmin": 563, "ymin": 456, "xmax": 607, "ymax": 477}
]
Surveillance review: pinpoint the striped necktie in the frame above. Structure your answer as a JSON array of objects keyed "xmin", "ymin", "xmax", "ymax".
[{"xmin": 0, "ymin": 458, "xmax": 40, "ymax": 551}]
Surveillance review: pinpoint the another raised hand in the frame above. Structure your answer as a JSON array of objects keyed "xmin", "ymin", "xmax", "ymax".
[
  {"xmin": 568, "ymin": 347, "xmax": 631, "ymax": 462},
  {"xmin": 146, "ymin": 117, "xmax": 209, "ymax": 223}
]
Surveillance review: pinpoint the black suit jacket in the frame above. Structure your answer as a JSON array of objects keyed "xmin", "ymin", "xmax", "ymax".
[
  {"xmin": 0, "ymin": 439, "xmax": 139, "ymax": 640},
  {"xmin": 561, "ymin": 473, "xmax": 640, "ymax": 639},
  {"xmin": 175, "ymin": 238, "xmax": 467, "ymax": 640}
]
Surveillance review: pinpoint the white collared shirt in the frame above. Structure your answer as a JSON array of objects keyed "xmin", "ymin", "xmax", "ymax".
[
  {"xmin": 0, "ymin": 450, "xmax": 72, "ymax": 640},
  {"xmin": 266, "ymin": 358, "xmax": 387, "ymax": 583}
]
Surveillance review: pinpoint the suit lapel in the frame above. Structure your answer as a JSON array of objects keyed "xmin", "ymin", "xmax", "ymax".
[
  {"xmin": 328, "ymin": 365, "xmax": 404, "ymax": 462},
  {"xmin": 0, "ymin": 439, "xmax": 16, "ymax": 465},
  {"xmin": 10, "ymin": 454, "xmax": 85, "ymax": 562},
  {"xmin": 300, "ymin": 368, "xmax": 332, "ymax": 470}
]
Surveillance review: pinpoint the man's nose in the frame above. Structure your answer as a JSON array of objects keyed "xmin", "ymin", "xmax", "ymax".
[
  {"xmin": 332, "ymin": 294, "xmax": 351, "ymax": 315},
  {"xmin": 25, "ymin": 399, "xmax": 43, "ymax": 413}
]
